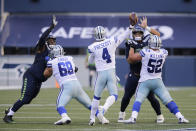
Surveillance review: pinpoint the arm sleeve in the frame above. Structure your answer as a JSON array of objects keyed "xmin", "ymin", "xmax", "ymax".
[
  {"xmin": 163, "ymin": 49, "xmax": 168, "ymax": 57},
  {"xmin": 47, "ymin": 60, "xmax": 52, "ymax": 68},
  {"xmin": 88, "ymin": 53, "xmax": 95, "ymax": 65},
  {"xmin": 125, "ymin": 42, "xmax": 130, "ymax": 59},
  {"xmin": 87, "ymin": 45, "xmax": 94, "ymax": 54},
  {"xmin": 113, "ymin": 28, "xmax": 130, "ymax": 47},
  {"xmin": 36, "ymin": 24, "xmax": 55, "ymax": 50},
  {"xmin": 139, "ymin": 49, "xmax": 146, "ymax": 57}
]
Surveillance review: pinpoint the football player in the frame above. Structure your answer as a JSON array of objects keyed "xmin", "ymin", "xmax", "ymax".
[
  {"xmin": 88, "ymin": 26, "xmax": 130, "ymax": 126},
  {"xmin": 44, "ymin": 45, "xmax": 108, "ymax": 125},
  {"xmin": 3, "ymin": 16, "xmax": 58, "ymax": 123},
  {"xmin": 124, "ymin": 35, "xmax": 189, "ymax": 124},
  {"xmin": 118, "ymin": 13, "xmax": 164, "ymax": 123}
]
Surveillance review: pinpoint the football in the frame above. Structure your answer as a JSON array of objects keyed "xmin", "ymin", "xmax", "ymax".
[{"xmin": 129, "ymin": 12, "xmax": 138, "ymax": 26}]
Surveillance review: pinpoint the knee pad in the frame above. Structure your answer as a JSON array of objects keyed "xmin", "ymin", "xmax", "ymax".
[{"xmin": 166, "ymin": 101, "xmax": 179, "ymax": 114}]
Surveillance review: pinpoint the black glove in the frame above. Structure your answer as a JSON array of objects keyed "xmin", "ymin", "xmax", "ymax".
[
  {"xmin": 75, "ymin": 67, "xmax": 78, "ymax": 73},
  {"xmin": 127, "ymin": 39, "xmax": 138, "ymax": 48}
]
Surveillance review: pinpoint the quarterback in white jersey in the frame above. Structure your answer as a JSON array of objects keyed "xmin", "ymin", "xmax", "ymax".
[
  {"xmin": 44, "ymin": 45, "xmax": 96, "ymax": 125},
  {"xmin": 124, "ymin": 35, "xmax": 189, "ymax": 124},
  {"xmin": 88, "ymin": 26, "xmax": 130, "ymax": 126}
]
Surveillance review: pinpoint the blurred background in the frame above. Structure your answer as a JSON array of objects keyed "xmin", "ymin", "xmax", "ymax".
[{"xmin": 0, "ymin": 0, "xmax": 196, "ymax": 89}]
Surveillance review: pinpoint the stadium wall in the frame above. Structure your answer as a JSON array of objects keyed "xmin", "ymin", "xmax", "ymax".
[
  {"xmin": 0, "ymin": 55, "xmax": 195, "ymax": 90},
  {"xmin": 2, "ymin": 0, "xmax": 196, "ymax": 13}
]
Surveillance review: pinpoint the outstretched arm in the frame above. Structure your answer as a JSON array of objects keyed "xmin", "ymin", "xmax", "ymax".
[
  {"xmin": 36, "ymin": 15, "xmax": 58, "ymax": 52},
  {"xmin": 139, "ymin": 16, "xmax": 160, "ymax": 36}
]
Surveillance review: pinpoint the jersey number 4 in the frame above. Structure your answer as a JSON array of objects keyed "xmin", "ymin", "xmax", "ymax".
[
  {"xmin": 102, "ymin": 48, "xmax": 112, "ymax": 63},
  {"xmin": 147, "ymin": 59, "xmax": 163, "ymax": 73},
  {"xmin": 58, "ymin": 61, "xmax": 74, "ymax": 77}
]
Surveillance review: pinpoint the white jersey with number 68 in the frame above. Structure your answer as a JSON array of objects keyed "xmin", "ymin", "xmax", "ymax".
[
  {"xmin": 139, "ymin": 48, "xmax": 168, "ymax": 82},
  {"xmin": 88, "ymin": 29, "xmax": 130, "ymax": 71},
  {"xmin": 47, "ymin": 56, "xmax": 77, "ymax": 86}
]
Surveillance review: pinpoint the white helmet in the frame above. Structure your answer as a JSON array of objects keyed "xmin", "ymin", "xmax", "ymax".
[
  {"xmin": 49, "ymin": 45, "xmax": 64, "ymax": 58},
  {"xmin": 148, "ymin": 35, "xmax": 162, "ymax": 49},
  {"xmin": 93, "ymin": 26, "xmax": 106, "ymax": 41}
]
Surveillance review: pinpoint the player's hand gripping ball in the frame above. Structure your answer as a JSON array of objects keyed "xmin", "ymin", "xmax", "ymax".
[{"xmin": 129, "ymin": 12, "xmax": 138, "ymax": 26}]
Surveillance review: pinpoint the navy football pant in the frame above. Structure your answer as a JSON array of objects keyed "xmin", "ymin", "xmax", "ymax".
[
  {"xmin": 12, "ymin": 70, "xmax": 42, "ymax": 112},
  {"xmin": 120, "ymin": 73, "xmax": 161, "ymax": 115}
]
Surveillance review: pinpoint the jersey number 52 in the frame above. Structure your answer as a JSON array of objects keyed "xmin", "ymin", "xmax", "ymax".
[{"xmin": 147, "ymin": 59, "xmax": 163, "ymax": 73}]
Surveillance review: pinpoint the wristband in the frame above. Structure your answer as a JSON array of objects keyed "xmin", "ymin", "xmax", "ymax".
[
  {"xmin": 129, "ymin": 25, "xmax": 134, "ymax": 29},
  {"xmin": 146, "ymin": 26, "xmax": 151, "ymax": 32}
]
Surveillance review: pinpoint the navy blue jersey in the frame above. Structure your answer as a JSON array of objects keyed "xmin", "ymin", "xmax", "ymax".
[
  {"xmin": 28, "ymin": 24, "xmax": 54, "ymax": 82},
  {"xmin": 125, "ymin": 39, "xmax": 148, "ymax": 75},
  {"xmin": 28, "ymin": 49, "xmax": 49, "ymax": 82}
]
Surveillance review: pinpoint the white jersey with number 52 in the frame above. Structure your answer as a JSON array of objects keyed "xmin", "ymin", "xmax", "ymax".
[
  {"xmin": 139, "ymin": 48, "xmax": 168, "ymax": 82},
  {"xmin": 88, "ymin": 29, "xmax": 129, "ymax": 71},
  {"xmin": 47, "ymin": 56, "xmax": 77, "ymax": 86}
]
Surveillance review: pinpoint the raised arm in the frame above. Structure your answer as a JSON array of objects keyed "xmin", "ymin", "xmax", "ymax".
[
  {"xmin": 36, "ymin": 15, "xmax": 58, "ymax": 52},
  {"xmin": 139, "ymin": 16, "xmax": 160, "ymax": 36},
  {"xmin": 114, "ymin": 28, "xmax": 130, "ymax": 47}
]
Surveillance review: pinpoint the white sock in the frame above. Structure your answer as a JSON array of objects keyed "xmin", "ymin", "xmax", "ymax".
[
  {"xmin": 175, "ymin": 112, "xmax": 183, "ymax": 119},
  {"xmin": 90, "ymin": 98, "xmax": 100, "ymax": 120},
  {"xmin": 131, "ymin": 111, "xmax": 138, "ymax": 119},
  {"xmin": 7, "ymin": 108, "xmax": 15, "ymax": 116},
  {"xmin": 103, "ymin": 95, "xmax": 116, "ymax": 112},
  {"xmin": 61, "ymin": 113, "xmax": 68, "ymax": 118}
]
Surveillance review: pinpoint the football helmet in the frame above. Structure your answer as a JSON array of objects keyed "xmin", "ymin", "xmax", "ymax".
[
  {"xmin": 132, "ymin": 25, "xmax": 144, "ymax": 41},
  {"xmin": 49, "ymin": 45, "xmax": 64, "ymax": 58},
  {"xmin": 46, "ymin": 35, "xmax": 56, "ymax": 50},
  {"xmin": 93, "ymin": 26, "xmax": 106, "ymax": 41},
  {"xmin": 148, "ymin": 35, "xmax": 162, "ymax": 49}
]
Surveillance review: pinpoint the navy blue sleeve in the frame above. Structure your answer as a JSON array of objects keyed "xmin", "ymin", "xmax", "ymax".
[
  {"xmin": 125, "ymin": 42, "xmax": 130, "ymax": 59},
  {"xmin": 36, "ymin": 24, "xmax": 55, "ymax": 50}
]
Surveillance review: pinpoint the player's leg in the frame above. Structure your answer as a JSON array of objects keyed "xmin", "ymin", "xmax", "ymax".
[
  {"xmin": 147, "ymin": 91, "xmax": 164, "ymax": 123},
  {"xmin": 124, "ymin": 81, "xmax": 150, "ymax": 124},
  {"xmin": 118, "ymin": 73, "xmax": 139, "ymax": 122},
  {"xmin": 3, "ymin": 72, "xmax": 36, "ymax": 123},
  {"xmin": 75, "ymin": 81, "xmax": 91, "ymax": 109},
  {"xmin": 55, "ymin": 83, "xmax": 72, "ymax": 125},
  {"xmin": 153, "ymin": 79, "xmax": 189, "ymax": 123},
  {"xmin": 103, "ymin": 69, "xmax": 118, "ymax": 113},
  {"xmin": 89, "ymin": 71, "xmax": 106, "ymax": 126}
]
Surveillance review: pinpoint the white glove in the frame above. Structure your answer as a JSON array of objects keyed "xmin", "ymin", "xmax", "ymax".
[
  {"xmin": 116, "ymin": 75, "xmax": 120, "ymax": 82},
  {"xmin": 52, "ymin": 15, "xmax": 58, "ymax": 26}
]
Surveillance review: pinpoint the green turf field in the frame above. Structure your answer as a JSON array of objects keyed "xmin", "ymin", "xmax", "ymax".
[{"xmin": 0, "ymin": 87, "xmax": 196, "ymax": 131}]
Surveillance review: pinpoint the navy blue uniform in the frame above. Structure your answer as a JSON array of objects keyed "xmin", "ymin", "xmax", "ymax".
[
  {"xmin": 120, "ymin": 41, "xmax": 161, "ymax": 116},
  {"xmin": 11, "ymin": 25, "xmax": 54, "ymax": 112}
]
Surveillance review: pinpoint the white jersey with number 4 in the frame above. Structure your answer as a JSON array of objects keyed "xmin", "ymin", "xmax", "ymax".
[
  {"xmin": 88, "ymin": 29, "xmax": 130, "ymax": 71},
  {"xmin": 139, "ymin": 48, "xmax": 168, "ymax": 82},
  {"xmin": 47, "ymin": 56, "xmax": 77, "ymax": 86}
]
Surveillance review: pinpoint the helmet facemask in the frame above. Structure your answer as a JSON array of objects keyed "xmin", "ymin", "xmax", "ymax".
[
  {"xmin": 46, "ymin": 36, "xmax": 56, "ymax": 50},
  {"xmin": 132, "ymin": 25, "xmax": 144, "ymax": 42},
  {"xmin": 49, "ymin": 45, "xmax": 65, "ymax": 59},
  {"xmin": 132, "ymin": 31, "xmax": 144, "ymax": 42}
]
